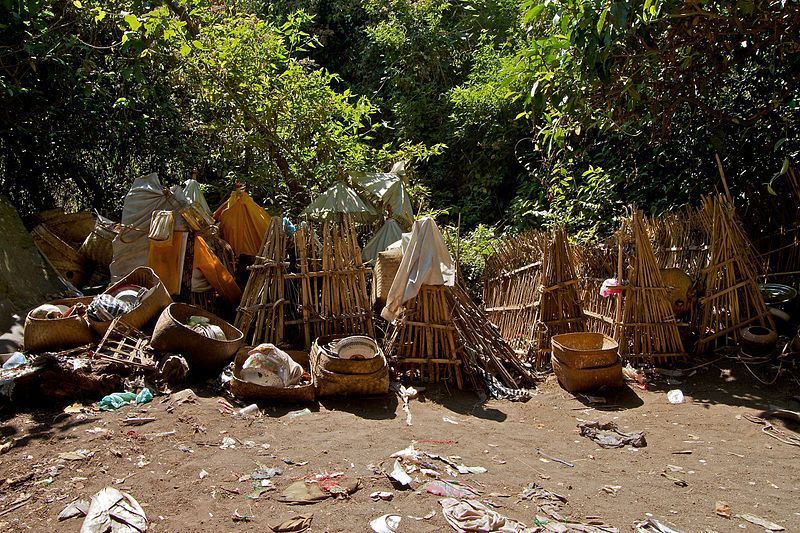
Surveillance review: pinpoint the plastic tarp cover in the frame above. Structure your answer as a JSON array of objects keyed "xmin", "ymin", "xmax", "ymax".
[
  {"xmin": 362, "ymin": 218, "xmax": 403, "ymax": 262},
  {"xmin": 148, "ymin": 231, "xmax": 188, "ymax": 295},
  {"xmin": 381, "ymin": 216, "xmax": 455, "ymax": 322},
  {"xmin": 183, "ymin": 179, "xmax": 212, "ymax": 216},
  {"xmin": 213, "ymin": 189, "xmax": 271, "ymax": 257},
  {"xmin": 193, "ymin": 236, "xmax": 242, "ymax": 304},
  {"xmin": 352, "ymin": 162, "xmax": 412, "ymax": 226},
  {"xmin": 302, "ymin": 181, "xmax": 378, "ymax": 222},
  {"xmin": 110, "ymin": 173, "xmax": 188, "ymax": 281}
]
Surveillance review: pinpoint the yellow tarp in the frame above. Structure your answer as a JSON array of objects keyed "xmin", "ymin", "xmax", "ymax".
[
  {"xmin": 213, "ymin": 189, "xmax": 270, "ymax": 257},
  {"xmin": 193, "ymin": 236, "xmax": 242, "ymax": 304},
  {"xmin": 148, "ymin": 231, "xmax": 188, "ymax": 295}
]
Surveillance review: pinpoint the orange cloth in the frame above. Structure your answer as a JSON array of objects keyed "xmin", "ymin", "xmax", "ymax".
[
  {"xmin": 213, "ymin": 189, "xmax": 270, "ymax": 257},
  {"xmin": 193, "ymin": 236, "xmax": 242, "ymax": 304},
  {"xmin": 148, "ymin": 231, "xmax": 187, "ymax": 295}
]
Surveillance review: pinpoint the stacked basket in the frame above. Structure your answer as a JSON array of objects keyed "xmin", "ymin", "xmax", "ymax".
[
  {"xmin": 310, "ymin": 335, "xmax": 389, "ymax": 397},
  {"xmin": 550, "ymin": 332, "xmax": 624, "ymax": 393}
]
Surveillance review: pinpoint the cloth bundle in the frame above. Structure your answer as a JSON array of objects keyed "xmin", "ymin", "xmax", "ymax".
[{"xmin": 86, "ymin": 294, "xmax": 132, "ymax": 322}]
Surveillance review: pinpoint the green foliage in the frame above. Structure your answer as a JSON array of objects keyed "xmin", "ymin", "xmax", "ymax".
[{"xmin": 443, "ymin": 222, "xmax": 501, "ymax": 300}]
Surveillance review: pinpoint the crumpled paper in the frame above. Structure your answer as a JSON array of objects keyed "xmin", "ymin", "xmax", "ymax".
[
  {"xmin": 80, "ymin": 486, "xmax": 147, "ymax": 533},
  {"xmin": 578, "ymin": 421, "xmax": 647, "ymax": 448}
]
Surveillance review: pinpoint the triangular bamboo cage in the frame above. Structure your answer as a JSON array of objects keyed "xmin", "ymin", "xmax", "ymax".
[
  {"xmin": 532, "ymin": 227, "xmax": 586, "ymax": 370},
  {"xmin": 384, "ymin": 282, "xmax": 538, "ymax": 390},
  {"xmin": 697, "ymin": 195, "xmax": 774, "ymax": 351},
  {"xmin": 617, "ymin": 212, "xmax": 686, "ymax": 364},
  {"xmin": 235, "ymin": 216, "xmax": 287, "ymax": 346},
  {"xmin": 290, "ymin": 215, "xmax": 374, "ymax": 347},
  {"xmin": 384, "ymin": 285, "xmax": 465, "ymax": 388}
]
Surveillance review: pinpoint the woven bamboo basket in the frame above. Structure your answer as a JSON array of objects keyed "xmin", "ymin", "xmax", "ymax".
[
  {"xmin": 313, "ymin": 335, "xmax": 386, "ymax": 375},
  {"xmin": 311, "ymin": 341, "xmax": 389, "ymax": 397},
  {"xmin": 552, "ymin": 357, "xmax": 624, "ymax": 393},
  {"xmin": 373, "ymin": 249, "xmax": 402, "ymax": 310},
  {"xmin": 23, "ymin": 297, "xmax": 95, "ymax": 353},
  {"xmin": 31, "ymin": 224, "xmax": 91, "ymax": 286},
  {"xmin": 151, "ymin": 303, "xmax": 243, "ymax": 372},
  {"xmin": 230, "ymin": 347, "xmax": 315, "ymax": 402},
  {"xmin": 79, "ymin": 218, "xmax": 117, "ymax": 267},
  {"xmin": 551, "ymin": 332, "xmax": 619, "ymax": 369},
  {"xmin": 88, "ymin": 266, "xmax": 172, "ymax": 335}
]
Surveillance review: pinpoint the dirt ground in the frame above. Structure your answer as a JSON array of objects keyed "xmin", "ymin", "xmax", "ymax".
[{"xmin": 0, "ymin": 357, "xmax": 798, "ymax": 533}]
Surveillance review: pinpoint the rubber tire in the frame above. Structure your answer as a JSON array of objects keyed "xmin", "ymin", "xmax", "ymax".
[{"xmin": 740, "ymin": 326, "xmax": 778, "ymax": 357}]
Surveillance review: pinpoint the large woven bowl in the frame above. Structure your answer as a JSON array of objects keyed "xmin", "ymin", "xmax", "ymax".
[
  {"xmin": 24, "ymin": 297, "xmax": 96, "ymax": 353},
  {"xmin": 151, "ymin": 303, "xmax": 243, "ymax": 373},
  {"xmin": 230, "ymin": 347, "xmax": 315, "ymax": 402},
  {"xmin": 312, "ymin": 335, "xmax": 386, "ymax": 375},
  {"xmin": 310, "ymin": 344, "xmax": 389, "ymax": 397},
  {"xmin": 552, "ymin": 357, "xmax": 623, "ymax": 393},
  {"xmin": 88, "ymin": 266, "xmax": 172, "ymax": 335},
  {"xmin": 551, "ymin": 332, "xmax": 619, "ymax": 369}
]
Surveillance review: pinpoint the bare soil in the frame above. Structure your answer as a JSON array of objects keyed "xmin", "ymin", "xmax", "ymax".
[{"xmin": 0, "ymin": 358, "xmax": 798, "ymax": 533}]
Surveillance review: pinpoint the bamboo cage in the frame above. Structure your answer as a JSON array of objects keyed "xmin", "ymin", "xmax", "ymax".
[
  {"xmin": 483, "ymin": 231, "xmax": 545, "ymax": 355},
  {"xmin": 384, "ymin": 285, "xmax": 464, "ymax": 388},
  {"xmin": 531, "ymin": 227, "xmax": 587, "ymax": 370},
  {"xmin": 646, "ymin": 206, "xmax": 710, "ymax": 278},
  {"xmin": 697, "ymin": 195, "xmax": 774, "ymax": 351},
  {"xmin": 384, "ymin": 283, "xmax": 538, "ymax": 390},
  {"xmin": 617, "ymin": 212, "xmax": 687, "ymax": 364},
  {"xmin": 289, "ymin": 215, "xmax": 374, "ymax": 347},
  {"xmin": 235, "ymin": 217, "xmax": 288, "ymax": 346}
]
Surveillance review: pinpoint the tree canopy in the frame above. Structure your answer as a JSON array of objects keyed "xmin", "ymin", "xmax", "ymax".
[{"xmin": 1, "ymin": 0, "xmax": 798, "ymax": 242}]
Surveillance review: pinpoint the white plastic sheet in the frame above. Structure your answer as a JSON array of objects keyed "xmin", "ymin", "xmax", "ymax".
[
  {"xmin": 381, "ymin": 217, "xmax": 455, "ymax": 322},
  {"xmin": 182, "ymin": 179, "xmax": 212, "ymax": 216},
  {"xmin": 302, "ymin": 181, "xmax": 378, "ymax": 222}
]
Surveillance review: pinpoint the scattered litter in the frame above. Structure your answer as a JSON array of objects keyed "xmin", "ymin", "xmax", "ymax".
[
  {"xmin": 535, "ymin": 448, "xmax": 574, "ymax": 467},
  {"xmin": 217, "ymin": 398, "xmax": 234, "ymax": 414},
  {"xmin": 579, "ymin": 394, "xmax": 607, "ymax": 405},
  {"xmin": 0, "ymin": 437, "xmax": 16, "ymax": 455},
  {"xmin": 370, "ymin": 513, "xmax": 401, "ymax": 533},
  {"xmin": 232, "ymin": 509, "xmax": 253, "ymax": 522},
  {"xmin": 408, "ymin": 510, "xmax": 436, "ymax": 521},
  {"xmin": 660, "ymin": 472, "xmax": 687, "ymax": 487},
  {"xmin": 622, "ymin": 364, "xmax": 648, "ymax": 389},
  {"xmin": 714, "ymin": 501, "xmax": 731, "ymax": 519},
  {"xmin": 370, "ymin": 491, "xmax": 394, "ymax": 501},
  {"xmin": 58, "ymin": 449, "xmax": 95, "ymax": 461},
  {"xmin": 282, "ymin": 458, "xmax": 308, "ymax": 466},
  {"xmin": 519, "ymin": 482, "xmax": 567, "ymax": 519},
  {"xmin": 288, "ymin": 408, "xmax": 312, "ymax": 419},
  {"xmin": 635, "ymin": 518, "xmax": 687, "ymax": 533},
  {"xmin": 122, "ymin": 417, "xmax": 155, "ymax": 426},
  {"xmin": 270, "ymin": 513, "xmax": 313, "ymax": 532},
  {"xmin": 98, "ymin": 392, "xmax": 136, "ymax": 411},
  {"xmin": 391, "ymin": 382, "xmax": 422, "ymax": 426},
  {"xmin": 58, "ymin": 499, "xmax": 90, "ymax": 521},
  {"xmin": 667, "ymin": 390, "xmax": 684, "ymax": 404},
  {"xmin": 199, "ymin": 470, "xmax": 209, "ymax": 479},
  {"xmin": 250, "ymin": 467, "xmax": 282, "ymax": 480},
  {"xmin": 601, "ymin": 485, "xmax": 621, "ymax": 496},
  {"xmin": 220, "ymin": 437, "xmax": 237, "ymax": 449},
  {"xmin": 80, "ymin": 486, "xmax": 147, "ymax": 533},
  {"xmin": 440, "ymin": 497, "xmax": 530, "ymax": 532},
  {"xmin": 578, "ymin": 421, "xmax": 647, "ymax": 448},
  {"xmin": 278, "ymin": 475, "xmax": 360, "ymax": 504},
  {"xmin": 64, "ymin": 403, "xmax": 90, "ymax": 414},
  {"xmin": 238, "ymin": 404, "xmax": 260, "ymax": 417},
  {"xmin": 671, "ymin": 450, "xmax": 692, "ymax": 455},
  {"xmin": 442, "ymin": 416, "xmax": 460, "ymax": 425},
  {"xmin": 735, "ymin": 513, "xmax": 785, "ymax": 531},
  {"xmin": 389, "ymin": 459, "xmax": 413, "ymax": 487},
  {"xmin": 170, "ymin": 389, "xmax": 197, "ymax": 405},
  {"xmin": 425, "ymin": 479, "xmax": 480, "ymax": 499},
  {"xmin": 743, "ymin": 414, "xmax": 800, "ymax": 447},
  {"xmin": 135, "ymin": 388, "xmax": 153, "ymax": 404}
]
